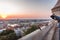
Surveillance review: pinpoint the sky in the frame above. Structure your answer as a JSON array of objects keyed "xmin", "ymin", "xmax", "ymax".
[{"xmin": 0, "ymin": 0, "xmax": 58, "ymax": 19}]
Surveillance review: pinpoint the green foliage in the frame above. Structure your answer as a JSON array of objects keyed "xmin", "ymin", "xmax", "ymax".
[
  {"xmin": 24, "ymin": 25, "xmax": 38, "ymax": 35},
  {"xmin": 7, "ymin": 33, "xmax": 18, "ymax": 40},
  {"xmin": 0, "ymin": 30, "xmax": 14, "ymax": 36},
  {"xmin": 0, "ymin": 29, "xmax": 18, "ymax": 40},
  {"xmin": 0, "ymin": 36, "xmax": 8, "ymax": 40}
]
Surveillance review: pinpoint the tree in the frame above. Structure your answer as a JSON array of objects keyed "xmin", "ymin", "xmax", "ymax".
[
  {"xmin": 0, "ymin": 29, "xmax": 20, "ymax": 40},
  {"xmin": 24, "ymin": 25, "xmax": 38, "ymax": 35},
  {"xmin": 0, "ymin": 29, "xmax": 14, "ymax": 36}
]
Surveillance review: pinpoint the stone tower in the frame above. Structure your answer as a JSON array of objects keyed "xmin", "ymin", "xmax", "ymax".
[
  {"xmin": 52, "ymin": 0, "xmax": 60, "ymax": 16},
  {"xmin": 50, "ymin": 0, "xmax": 60, "ymax": 21}
]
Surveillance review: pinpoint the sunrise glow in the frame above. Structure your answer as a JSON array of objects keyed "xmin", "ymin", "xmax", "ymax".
[
  {"xmin": 0, "ymin": 0, "xmax": 57, "ymax": 19},
  {"xmin": 1, "ymin": 15, "xmax": 7, "ymax": 19},
  {"xmin": 0, "ymin": 1, "xmax": 20, "ymax": 19}
]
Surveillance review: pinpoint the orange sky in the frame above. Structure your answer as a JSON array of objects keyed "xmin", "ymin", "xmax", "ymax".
[
  {"xmin": 5, "ymin": 13, "xmax": 51, "ymax": 19},
  {"xmin": 0, "ymin": 0, "xmax": 57, "ymax": 19},
  {"xmin": 0, "ymin": 11, "xmax": 52, "ymax": 19}
]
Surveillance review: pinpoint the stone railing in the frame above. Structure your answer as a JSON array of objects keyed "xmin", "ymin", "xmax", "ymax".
[{"xmin": 18, "ymin": 22, "xmax": 56, "ymax": 40}]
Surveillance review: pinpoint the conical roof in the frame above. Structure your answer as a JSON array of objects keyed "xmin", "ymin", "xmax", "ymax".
[
  {"xmin": 54, "ymin": 0, "xmax": 60, "ymax": 8},
  {"xmin": 52, "ymin": 0, "xmax": 60, "ymax": 10}
]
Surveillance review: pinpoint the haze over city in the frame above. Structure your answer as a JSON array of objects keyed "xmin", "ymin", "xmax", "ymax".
[{"xmin": 0, "ymin": 0, "xmax": 57, "ymax": 19}]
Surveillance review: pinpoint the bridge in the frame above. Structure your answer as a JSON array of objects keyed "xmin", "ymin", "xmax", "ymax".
[{"xmin": 18, "ymin": 20, "xmax": 59, "ymax": 40}]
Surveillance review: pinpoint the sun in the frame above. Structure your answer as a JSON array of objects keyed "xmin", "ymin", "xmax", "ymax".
[
  {"xmin": 1, "ymin": 15, "xmax": 7, "ymax": 19},
  {"xmin": 0, "ymin": 2, "xmax": 20, "ymax": 19}
]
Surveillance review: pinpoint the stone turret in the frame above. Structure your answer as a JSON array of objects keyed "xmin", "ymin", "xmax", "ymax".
[
  {"xmin": 50, "ymin": 0, "xmax": 60, "ymax": 21},
  {"xmin": 52, "ymin": 0, "xmax": 60, "ymax": 16}
]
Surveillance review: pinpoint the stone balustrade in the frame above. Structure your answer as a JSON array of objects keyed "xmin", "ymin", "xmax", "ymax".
[{"xmin": 18, "ymin": 22, "xmax": 55, "ymax": 40}]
